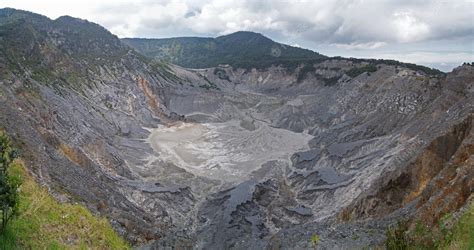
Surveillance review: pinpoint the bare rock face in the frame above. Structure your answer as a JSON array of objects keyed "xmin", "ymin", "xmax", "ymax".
[{"xmin": 1, "ymin": 8, "xmax": 473, "ymax": 249}]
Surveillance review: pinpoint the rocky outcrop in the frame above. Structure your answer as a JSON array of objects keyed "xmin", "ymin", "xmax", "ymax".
[
  {"xmin": 339, "ymin": 114, "xmax": 473, "ymax": 221},
  {"xmin": 414, "ymin": 115, "xmax": 473, "ymax": 226}
]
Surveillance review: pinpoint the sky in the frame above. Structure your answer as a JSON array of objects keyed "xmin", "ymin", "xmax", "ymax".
[{"xmin": 1, "ymin": 0, "xmax": 473, "ymax": 72}]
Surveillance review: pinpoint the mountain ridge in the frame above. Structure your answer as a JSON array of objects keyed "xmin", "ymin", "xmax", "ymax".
[
  {"xmin": 121, "ymin": 31, "xmax": 326, "ymax": 69},
  {"xmin": 122, "ymin": 31, "xmax": 444, "ymax": 76}
]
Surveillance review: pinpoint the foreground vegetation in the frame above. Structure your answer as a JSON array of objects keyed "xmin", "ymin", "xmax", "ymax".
[
  {"xmin": 0, "ymin": 133, "xmax": 20, "ymax": 233},
  {"xmin": 386, "ymin": 200, "xmax": 474, "ymax": 249},
  {"xmin": 448, "ymin": 203, "xmax": 474, "ymax": 249},
  {"xmin": 0, "ymin": 160, "xmax": 129, "ymax": 249}
]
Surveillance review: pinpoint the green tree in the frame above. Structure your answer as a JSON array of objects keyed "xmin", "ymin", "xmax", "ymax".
[{"xmin": 0, "ymin": 132, "xmax": 20, "ymax": 232}]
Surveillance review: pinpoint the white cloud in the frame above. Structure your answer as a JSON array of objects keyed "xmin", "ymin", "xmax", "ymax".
[
  {"xmin": 376, "ymin": 51, "xmax": 474, "ymax": 65},
  {"xmin": 392, "ymin": 11, "xmax": 430, "ymax": 43},
  {"xmin": 333, "ymin": 41, "xmax": 387, "ymax": 50},
  {"xmin": 2, "ymin": 0, "xmax": 472, "ymax": 43},
  {"xmin": 1, "ymin": 0, "xmax": 472, "ymax": 71}
]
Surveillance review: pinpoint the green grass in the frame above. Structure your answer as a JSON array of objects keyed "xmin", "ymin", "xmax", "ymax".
[
  {"xmin": 447, "ymin": 200, "xmax": 474, "ymax": 249},
  {"xmin": 385, "ymin": 199, "xmax": 474, "ymax": 250},
  {"xmin": 0, "ymin": 160, "xmax": 130, "ymax": 249}
]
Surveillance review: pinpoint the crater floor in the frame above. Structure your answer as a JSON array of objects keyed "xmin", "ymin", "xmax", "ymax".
[{"xmin": 147, "ymin": 120, "xmax": 313, "ymax": 183}]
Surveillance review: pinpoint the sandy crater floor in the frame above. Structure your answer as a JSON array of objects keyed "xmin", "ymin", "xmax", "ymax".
[{"xmin": 147, "ymin": 120, "xmax": 313, "ymax": 182}]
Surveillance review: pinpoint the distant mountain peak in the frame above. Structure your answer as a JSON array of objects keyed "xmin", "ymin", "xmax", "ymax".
[
  {"xmin": 0, "ymin": 7, "xmax": 50, "ymax": 22},
  {"xmin": 227, "ymin": 30, "xmax": 262, "ymax": 35},
  {"xmin": 122, "ymin": 31, "xmax": 326, "ymax": 69},
  {"xmin": 216, "ymin": 31, "xmax": 274, "ymax": 45},
  {"xmin": 55, "ymin": 15, "xmax": 89, "ymax": 23},
  {"xmin": 218, "ymin": 31, "xmax": 267, "ymax": 39}
]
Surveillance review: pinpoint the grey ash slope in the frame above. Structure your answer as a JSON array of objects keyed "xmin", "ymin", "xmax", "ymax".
[{"xmin": 0, "ymin": 8, "xmax": 473, "ymax": 249}]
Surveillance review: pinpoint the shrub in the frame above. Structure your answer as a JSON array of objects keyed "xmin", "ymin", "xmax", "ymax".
[
  {"xmin": 311, "ymin": 234, "xmax": 320, "ymax": 249},
  {"xmin": 0, "ymin": 132, "xmax": 21, "ymax": 232},
  {"xmin": 345, "ymin": 64, "xmax": 377, "ymax": 78},
  {"xmin": 297, "ymin": 63, "xmax": 315, "ymax": 82},
  {"xmin": 385, "ymin": 220, "xmax": 409, "ymax": 250}
]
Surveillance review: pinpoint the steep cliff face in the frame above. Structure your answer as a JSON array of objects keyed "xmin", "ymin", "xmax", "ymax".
[
  {"xmin": 0, "ymin": 8, "xmax": 472, "ymax": 249},
  {"xmin": 339, "ymin": 114, "xmax": 473, "ymax": 220},
  {"xmin": 414, "ymin": 115, "xmax": 473, "ymax": 226}
]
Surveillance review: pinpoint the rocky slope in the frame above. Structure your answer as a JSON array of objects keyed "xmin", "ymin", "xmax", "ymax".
[{"xmin": 0, "ymin": 8, "xmax": 472, "ymax": 249}]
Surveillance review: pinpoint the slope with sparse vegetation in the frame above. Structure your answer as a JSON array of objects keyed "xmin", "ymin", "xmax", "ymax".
[
  {"xmin": 0, "ymin": 160, "xmax": 129, "ymax": 249},
  {"xmin": 385, "ymin": 200, "xmax": 474, "ymax": 250}
]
